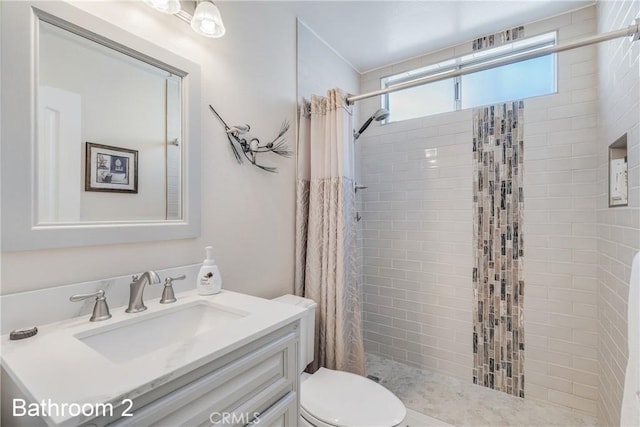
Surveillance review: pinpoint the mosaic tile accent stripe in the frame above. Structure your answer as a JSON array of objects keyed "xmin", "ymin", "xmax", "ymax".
[
  {"xmin": 472, "ymin": 26, "xmax": 525, "ymax": 51},
  {"xmin": 472, "ymin": 101, "xmax": 525, "ymax": 398}
]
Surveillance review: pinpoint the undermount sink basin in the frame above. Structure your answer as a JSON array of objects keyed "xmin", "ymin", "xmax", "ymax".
[{"xmin": 75, "ymin": 302, "xmax": 247, "ymax": 363}]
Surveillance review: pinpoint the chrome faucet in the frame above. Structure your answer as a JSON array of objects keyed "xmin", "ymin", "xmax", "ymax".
[{"xmin": 125, "ymin": 271, "xmax": 161, "ymax": 313}]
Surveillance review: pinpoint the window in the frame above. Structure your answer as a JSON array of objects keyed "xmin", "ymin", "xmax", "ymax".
[
  {"xmin": 387, "ymin": 77, "xmax": 456, "ymax": 121},
  {"xmin": 461, "ymin": 55, "xmax": 555, "ymax": 108},
  {"xmin": 381, "ymin": 32, "xmax": 557, "ymax": 123}
]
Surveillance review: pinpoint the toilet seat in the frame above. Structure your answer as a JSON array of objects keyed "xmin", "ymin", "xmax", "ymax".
[
  {"xmin": 300, "ymin": 406, "xmax": 340, "ymax": 427},
  {"xmin": 300, "ymin": 368, "xmax": 406, "ymax": 427}
]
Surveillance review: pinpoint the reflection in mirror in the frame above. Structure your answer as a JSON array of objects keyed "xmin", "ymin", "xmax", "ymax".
[{"xmin": 37, "ymin": 20, "xmax": 182, "ymax": 224}]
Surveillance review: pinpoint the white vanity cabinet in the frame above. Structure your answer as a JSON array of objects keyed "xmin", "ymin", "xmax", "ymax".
[
  {"xmin": 2, "ymin": 291, "xmax": 304, "ymax": 427},
  {"xmin": 103, "ymin": 323, "xmax": 299, "ymax": 427},
  {"xmin": 0, "ymin": 290, "xmax": 304, "ymax": 427}
]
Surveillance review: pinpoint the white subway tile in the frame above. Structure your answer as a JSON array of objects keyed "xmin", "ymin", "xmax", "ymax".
[
  {"xmin": 356, "ymin": 6, "xmax": 638, "ymax": 414},
  {"xmin": 548, "ymin": 101, "xmax": 598, "ymax": 119},
  {"xmin": 560, "ymin": 18, "xmax": 597, "ymax": 39},
  {"xmin": 547, "ymin": 390, "xmax": 597, "ymax": 415},
  {"xmin": 572, "ymin": 114, "xmax": 598, "ymax": 130}
]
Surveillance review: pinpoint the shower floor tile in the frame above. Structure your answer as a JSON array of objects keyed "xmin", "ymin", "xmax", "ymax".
[
  {"xmin": 403, "ymin": 408, "xmax": 454, "ymax": 426},
  {"xmin": 366, "ymin": 353, "xmax": 599, "ymax": 427}
]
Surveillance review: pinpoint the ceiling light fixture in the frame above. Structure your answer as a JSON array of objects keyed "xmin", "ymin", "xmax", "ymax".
[
  {"xmin": 143, "ymin": 0, "xmax": 181, "ymax": 15},
  {"xmin": 190, "ymin": 0, "xmax": 226, "ymax": 38},
  {"xmin": 144, "ymin": 0, "xmax": 226, "ymax": 38}
]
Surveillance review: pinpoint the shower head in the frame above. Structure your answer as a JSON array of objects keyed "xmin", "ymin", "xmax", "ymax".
[
  {"xmin": 354, "ymin": 108, "xmax": 390, "ymax": 140},
  {"xmin": 372, "ymin": 108, "xmax": 391, "ymax": 121}
]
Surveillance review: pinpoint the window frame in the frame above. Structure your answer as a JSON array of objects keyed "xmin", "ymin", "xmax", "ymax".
[{"xmin": 380, "ymin": 31, "xmax": 558, "ymax": 123}]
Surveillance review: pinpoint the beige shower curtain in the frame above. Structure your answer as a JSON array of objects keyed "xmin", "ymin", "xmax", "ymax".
[{"xmin": 295, "ymin": 89, "xmax": 365, "ymax": 376}]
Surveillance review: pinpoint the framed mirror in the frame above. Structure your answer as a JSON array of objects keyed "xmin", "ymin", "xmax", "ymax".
[{"xmin": 1, "ymin": 1, "xmax": 201, "ymax": 251}]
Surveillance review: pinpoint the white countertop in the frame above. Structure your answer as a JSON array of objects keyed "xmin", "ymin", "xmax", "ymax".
[{"xmin": 1, "ymin": 290, "xmax": 304, "ymax": 426}]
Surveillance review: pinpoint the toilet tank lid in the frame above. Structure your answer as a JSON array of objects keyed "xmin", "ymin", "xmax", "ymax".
[{"xmin": 273, "ymin": 294, "xmax": 317, "ymax": 308}]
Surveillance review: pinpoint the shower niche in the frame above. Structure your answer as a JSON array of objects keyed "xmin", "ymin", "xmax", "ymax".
[{"xmin": 609, "ymin": 134, "xmax": 628, "ymax": 207}]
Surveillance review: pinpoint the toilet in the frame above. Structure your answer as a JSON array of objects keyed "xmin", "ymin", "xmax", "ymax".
[{"xmin": 274, "ymin": 294, "xmax": 406, "ymax": 427}]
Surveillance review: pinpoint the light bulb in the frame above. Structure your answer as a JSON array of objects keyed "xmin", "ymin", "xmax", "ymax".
[
  {"xmin": 200, "ymin": 20, "xmax": 216, "ymax": 34},
  {"xmin": 191, "ymin": 1, "xmax": 226, "ymax": 38},
  {"xmin": 143, "ymin": 0, "xmax": 181, "ymax": 14}
]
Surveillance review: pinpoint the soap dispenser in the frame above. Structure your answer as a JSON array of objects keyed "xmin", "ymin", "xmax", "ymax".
[{"xmin": 197, "ymin": 246, "xmax": 222, "ymax": 295}]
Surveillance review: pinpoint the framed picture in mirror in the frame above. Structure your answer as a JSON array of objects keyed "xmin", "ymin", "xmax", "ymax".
[{"xmin": 85, "ymin": 142, "xmax": 138, "ymax": 193}]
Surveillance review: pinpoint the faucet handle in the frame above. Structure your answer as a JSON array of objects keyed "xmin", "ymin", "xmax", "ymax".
[
  {"xmin": 70, "ymin": 289, "xmax": 112, "ymax": 322},
  {"xmin": 131, "ymin": 274, "xmax": 139, "ymax": 282},
  {"xmin": 166, "ymin": 275, "xmax": 186, "ymax": 283},
  {"xmin": 160, "ymin": 275, "xmax": 186, "ymax": 304},
  {"xmin": 69, "ymin": 289, "xmax": 106, "ymax": 302}
]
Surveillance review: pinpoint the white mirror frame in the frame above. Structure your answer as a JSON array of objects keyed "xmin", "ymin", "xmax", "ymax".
[{"xmin": 1, "ymin": 1, "xmax": 202, "ymax": 251}]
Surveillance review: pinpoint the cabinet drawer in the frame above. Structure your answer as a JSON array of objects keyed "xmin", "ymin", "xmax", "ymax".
[
  {"xmin": 206, "ymin": 377, "xmax": 297, "ymax": 427},
  {"xmin": 248, "ymin": 392, "xmax": 297, "ymax": 427},
  {"xmin": 108, "ymin": 326, "xmax": 297, "ymax": 426}
]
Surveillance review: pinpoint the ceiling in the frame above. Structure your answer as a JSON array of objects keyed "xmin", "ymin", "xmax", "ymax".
[{"xmin": 289, "ymin": 1, "xmax": 593, "ymax": 73}]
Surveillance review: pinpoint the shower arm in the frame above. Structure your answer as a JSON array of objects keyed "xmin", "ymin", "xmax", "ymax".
[
  {"xmin": 346, "ymin": 19, "xmax": 640, "ymax": 105},
  {"xmin": 357, "ymin": 116, "xmax": 375, "ymax": 135}
]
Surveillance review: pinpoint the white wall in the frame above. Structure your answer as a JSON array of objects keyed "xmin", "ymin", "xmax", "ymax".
[
  {"xmin": 1, "ymin": 0, "xmax": 298, "ymax": 298},
  {"xmin": 522, "ymin": 7, "xmax": 600, "ymax": 415},
  {"xmin": 358, "ymin": 109, "xmax": 474, "ymax": 379},
  {"xmin": 356, "ymin": 35, "xmax": 481, "ymax": 380},
  {"xmin": 296, "ymin": 20, "xmax": 359, "ymax": 102},
  {"xmin": 596, "ymin": 1, "xmax": 640, "ymax": 425},
  {"xmin": 357, "ymin": 5, "xmax": 604, "ymax": 415}
]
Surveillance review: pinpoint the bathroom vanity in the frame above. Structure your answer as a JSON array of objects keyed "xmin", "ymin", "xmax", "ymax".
[{"xmin": 1, "ymin": 290, "xmax": 304, "ymax": 426}]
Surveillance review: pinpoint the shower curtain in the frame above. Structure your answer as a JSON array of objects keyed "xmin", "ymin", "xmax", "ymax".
[{"xmin": 295, "ymin": 89, "xmax": 365, "ymax": 375}]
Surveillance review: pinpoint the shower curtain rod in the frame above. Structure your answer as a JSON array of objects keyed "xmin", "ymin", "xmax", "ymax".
[{"xmin": 346, "ymin": 19, "xmax": 640, "ymax": 105}]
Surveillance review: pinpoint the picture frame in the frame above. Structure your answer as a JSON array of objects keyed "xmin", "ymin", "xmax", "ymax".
[{"xmin": 85, "ymin": 142, "xmax": 138, "ymax": 193}]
